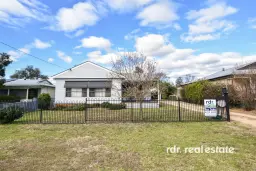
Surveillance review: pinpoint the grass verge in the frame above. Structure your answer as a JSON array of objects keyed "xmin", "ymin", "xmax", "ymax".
[{"xmin": 0, "ymin": 122, "xmax": 255, "ymax": 171}]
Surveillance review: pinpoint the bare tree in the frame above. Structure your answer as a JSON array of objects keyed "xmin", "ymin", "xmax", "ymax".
[
  {"xmin": 184, "ymin": 74, "xmax": 195, "ymax": 83},
  {"xmin": 110, "ymin": 52, "xmax": 166, "ymax": 110},
  {"xmin": 232, "ymin": 64, "xmax": 256, "ymax": 111},
  {"xmin": 175, "ymin": 77, "xmax": 183, "ymax": 86}
]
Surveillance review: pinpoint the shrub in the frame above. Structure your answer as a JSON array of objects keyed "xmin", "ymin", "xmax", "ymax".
[
  {"xmin": 227, "ymin": 85, "xmax": 241, "ymax": 107},
  {"xmin": 101, "ymin": 102, "xmax": 111, "ymax": 108},
  {"xmin": 89, "ymin": 103, "xmax": 101, "ymax": 108},
  {"xmin": 243, "ymin": 99, "xmax": 255, "ymax": 111},
  {"xmin": 53, "ymin": 102, "xmax": 125, "ymax": 111},
  {"xmin": 182, "ymin": 81, "xmax": 241, "ymax": 106},
  {"xmin": 108, "ymin": 103, "xmax": 126, "ymax": 110},
  {"xmin": 183, "ymin": 81, "xmax": 210, "ymax": 104},
  {"xmin": 66, "ymin": 104, "xmax": 84, "ymax": 111},
  {"xmin": 0, "ymin": 107, "xmax": 24, "ymax": 124},
  {"xmin": 38, "ymin": 93, "xmax": 51, "ymax": 109},
  {"xmin": 183, "ymin": 81, "xmax": 223, "ymax": 104},
  {"xmin": 0, "ymin": 95, "xmax": 20, "ymax": 102},
  {"xmin": 53, "ymin": 103, "xmax": 102, "ymax": 110}
]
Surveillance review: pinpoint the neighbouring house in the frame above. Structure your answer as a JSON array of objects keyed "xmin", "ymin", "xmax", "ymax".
[
  {"xmin": 179, "ymin": 61, "xmax": 256, "ymax": 87},
  {"xmin": 52, "ymin": 61, "xmax": 123, "ymax": 103},
  {"xmin": 203, "ymin": 61, "xmax": 256, "ymax": 87},
  {"xmin": 177, "ymin": 61, "xmax": 256, "ymax": 98},
  {"xmin": 0, "ymin": 79, "xmax": 55, "ymax": 100}
]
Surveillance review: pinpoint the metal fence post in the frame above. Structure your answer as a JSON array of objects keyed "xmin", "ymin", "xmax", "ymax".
[
  {"xmin": 84, "ymin": 98, "xmax": 88, "ymax": 123},
  {"xmin": 130, "ymin": 99, "xmax": 134, "ymax": 122},
  {"xmin": 178, "ymin": 97, "xmax": 181, "ymax": 121},
  {"xmin": 40, "ymin": 108, "xmax": 43, "ymax": 123},
  {"xmin": 222, "ymin": 88, "xmax": 230, "ymax": 122}
]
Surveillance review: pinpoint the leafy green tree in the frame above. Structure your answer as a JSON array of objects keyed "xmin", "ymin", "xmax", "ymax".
[
  {"xmin": 160, "ymin": 81, "xmax": 177, "ymax": 99},
  {"xmin": 10, "ymin": 65, "xmax": 48, "ymax": 79},
  {"xmin": 0, "ymin": 53, "xmax": 12, "ymax": 87}
]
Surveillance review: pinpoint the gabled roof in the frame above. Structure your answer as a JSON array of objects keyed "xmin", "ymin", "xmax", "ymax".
[
  {"xmin": 4, "ymin": 79, "xmax": 55, "ymax": 87},
  {"xmin": 52, "ymin": 61, "xmax": 124, "ymax": 79}
]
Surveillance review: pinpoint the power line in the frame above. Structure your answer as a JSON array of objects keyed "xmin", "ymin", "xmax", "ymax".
[{"xmin": 0, "ymin": 41, "xmax": 67, "ymax": 69}]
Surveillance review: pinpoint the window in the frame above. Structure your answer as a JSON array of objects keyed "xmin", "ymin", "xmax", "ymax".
[
  {"xmin": 89, "ymin": 88, "xmax": 95, "ymax": 97},
  {"xmin": 71, "ymin": 88, "xmax": 83, "ymax": 97},
  {"xmin": 66, "ymin": 88, "xmax": 88, "ymax": 97},
  {"xmin": 105, "ymin": 88, "xmax": 111, "ymax": 97},
  {"xmin": 66, "ymin": 88, "xmax": 71, "ymax": 97},
  {"xmin": 89, "ymin": 88, "xmax": 105, "ymax": 97},
  {"xmin": 89, "ymin": 88, "xmax": 111, "ymax": 97},
  {"xmin": 66, "ymin": 88, "xmax": 110, "ymax": 97},
  {"xmin": 82, "ymin": 88, "xmax": 87, "ymax": 97}
]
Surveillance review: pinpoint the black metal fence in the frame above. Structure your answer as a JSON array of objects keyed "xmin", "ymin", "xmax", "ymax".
[{"xmin": 0, "ymin": 97, "xmax": 229, "ymax": 124}]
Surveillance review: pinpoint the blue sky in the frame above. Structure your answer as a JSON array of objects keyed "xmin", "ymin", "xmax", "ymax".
[{"xmin": 0, "ymin": 0, "xmax": 256, "ymax": 82}]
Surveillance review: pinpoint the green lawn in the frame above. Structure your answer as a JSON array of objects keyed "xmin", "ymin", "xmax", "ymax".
[
  {"xmin": 16, "ymin": 105, "xmax": 219, "ymax": 124},
  {"xmin": 0, "ymin": 122, "xmax": 255, "ymax": 171}
]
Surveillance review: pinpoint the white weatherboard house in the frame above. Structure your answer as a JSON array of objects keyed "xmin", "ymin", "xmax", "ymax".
[{"xmin": 52, "ymin": 61, "xmax": 123, "ymax": 102}]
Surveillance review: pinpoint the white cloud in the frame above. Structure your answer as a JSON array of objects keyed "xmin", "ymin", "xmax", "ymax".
[
  {"xmin": 76, "ymin": 36, "xmax": 112, "ymax": 51},
  {"xmin": 57, "ymin": 51, "xmax": 72, "ymax": 63},
  {"xmin": 136, "ymin": 0, "xmax": 179, "ymax": 28},
  {"xmin": 50, "ymin": 2, "xmax": 100, "ymax": 32},
  {"xmin": 186, "ymin": 2, "xmax": 237, "ymax": 22},
  {"xmin": 7, "ymin": 38, "xmax": 53, "ymax": 61},
  {"xmin": 73, "ymin": 51, "xmax": 82, "ymax": 55},
  {"xmin": 105, "ymin": 0, "xmax": 154, "ymax": 12},
  {"xmin": 130, "ymin": 33, "xmax": 256, "ymax": 83},
  {"xmin": 182, "ymin": 2, "xmax": 238, "ymax": 42},
  {"xmin": 181, "ymin": 33, "xmax": 220, "ymax": 42},
  {"xmin": 8, "ymin": 48, "xmax": 30, "ymax": 61},
  {"xmin": 124, "ymin": 28, "xmax": 141, "ymax": 40},
  {"xmin": 65, "ymin": 29, "xmax": 85, "ymax": 38},
  {"xmin": 48, "ymin": 58, "xmax": 54, "ymax": 62},
  {"xmin": 157, "ymin": 49, "xmax": 256, "ymax": 82},
  {"xmin": 0, "ymin": 0, "xmax": 50, "ymax": 28},
  {"xmin": 33, "ymin": 39, "xmax": 52, "ymax": 49},
  {"xmin": 74, "ymin": 29, "xmax": 85, "ymax": 37},
  {"xmin": 135, "ymin": 34, "xmax": 175, "ymax": 56},
  {"xmin": 173, "ymin": 23, "xmax": 181, "ymax": 30},
  {"xmin": 248, "ymin": 18, "xmax": 256, "ymax": 29},
  {"xmin": 87, "ymin": 50, "xmax": 119, "ymax": 64}
]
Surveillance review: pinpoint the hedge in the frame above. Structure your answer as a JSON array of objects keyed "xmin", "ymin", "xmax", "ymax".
[
  {"xmin": 0, "ymin": 95, "xmax": 20, "ymax": 102},
  {"xmin": 181, "ymin": 80, "xmax": 240, "ymax": 107},
  {"xmin": 53, "ymin": 102, "xmax": 126, "ymax": 111}
]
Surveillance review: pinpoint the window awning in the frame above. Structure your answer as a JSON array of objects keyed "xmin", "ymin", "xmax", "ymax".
[
  {"xmin": 64, "ymin": 81, "xmax": 112, "ymax": 88},
  {"xmin": 88, "ymin": 81, "xmax": 112, "ymax": 88}
]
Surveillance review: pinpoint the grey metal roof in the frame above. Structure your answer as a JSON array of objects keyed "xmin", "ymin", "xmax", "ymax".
[
  {"xmin": 204, "ymin": 68, "xmax": 235, "ymax": 80},
  {"xmin": 3, "ymin": 79, "xmax": 55, "ymax": 87},
  {"xmin": 204, "ymin": 61, "xmax": 256, "ymax": 80},
  {"xmin": 181, "ymin": 61, "xmax": 256, "ymax": 86}
]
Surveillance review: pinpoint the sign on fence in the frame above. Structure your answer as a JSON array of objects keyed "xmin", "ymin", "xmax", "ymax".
[{"xmin": 204, "ymin": 99, "xmax": 217, "ymax": 117}]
